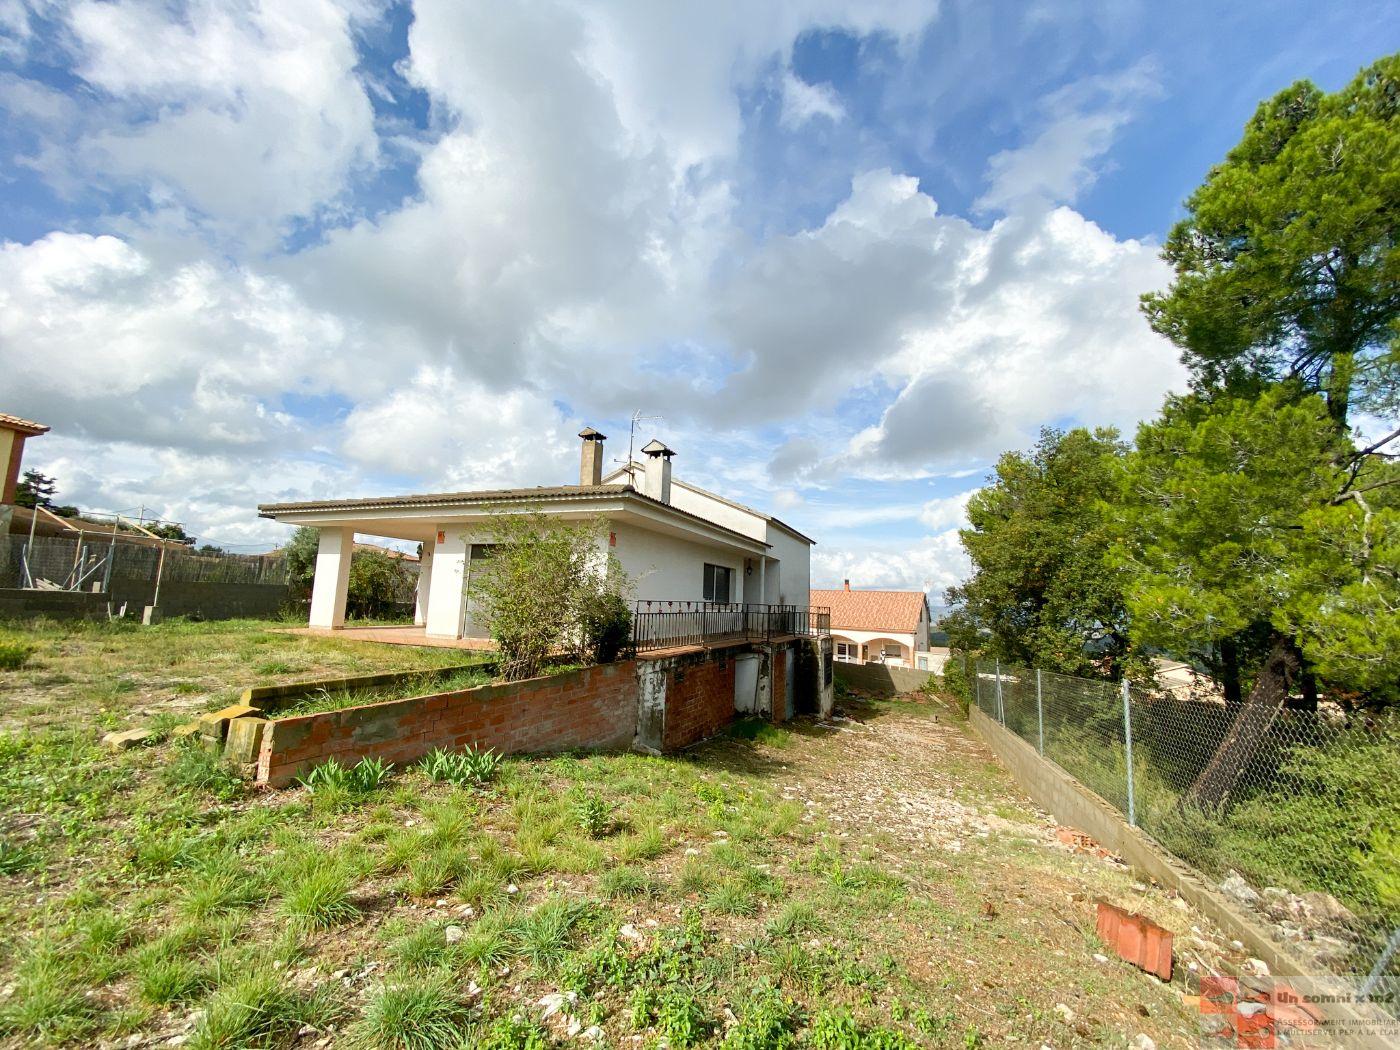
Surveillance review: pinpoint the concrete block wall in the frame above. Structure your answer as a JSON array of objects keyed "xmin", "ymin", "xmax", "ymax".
[
  {"xmin": 0, "ymin": 587, "xmax": 109, "ymax": 620},
  {"xmin": 834, "ymin": 660, "xmax": 934, "ymax": 696},
  {"xmin": 257, "ymin": 661, "xmax": 638, "ymax": 786},
  {"xmin": 771, "ymin": 647, "xmax": 788, "ymax": 723}
]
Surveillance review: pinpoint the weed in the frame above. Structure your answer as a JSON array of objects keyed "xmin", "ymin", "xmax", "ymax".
[
  {"xmin": 302, "ymin": 755, "xmax": 394, "ymax": 795},
  {"xmin": 0, "ymin": 640, "xmax": 33, "ymax": 670},
  {"xmin": 0, "ymin": 836, "xmax": 40, "ymax": 875},
  {"xmin": 477, "ymin": 1013, "xmax": 550, "ymax": 1050},
  {"xmin": 766, "ymin": 900, "xmax": 822, "ymax": 939},
  {"xmin": 280, "ymin": 864, "xmax": 361, "ymax": 931},
  {"xmin": 723, "ymin": 985, "xmax": 802, "ymax": 1048},
  {"xmin": 571, "ymin": 790, "xmax": 614, "ymax": 838},
  {"xmin": 420, "ymin": 745, "xmax": 502, "ymax": 787},
  {"xmin": 353, "ymin": 976, "xmax": 474, "ymax": 1050},
  {"xmin": 0, "ymin": 949, "xmax": 96, "ymax": 1043},
  {"xmin": 655, "ymin": 985, "xmax": 709, "ymax": 1047},
  {"xmin": 806, "ymin": 1008, "xmax": 918, "ymax": 1050},
  {"xmin": 401, "ymin": 847, "xmax": 470, "ymax": 899},
  {"xmin": 707, "ymin": 879, "xmax": 760, "ymax": 916}
]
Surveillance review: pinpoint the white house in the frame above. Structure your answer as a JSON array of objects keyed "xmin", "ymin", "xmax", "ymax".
[
  {"xmin": 259, "ymin": 428, "xmax": 814, "ymax": 640},
  {"xmin": 810, "ymin": 583, "xmax": 938, "ymax": 670}
]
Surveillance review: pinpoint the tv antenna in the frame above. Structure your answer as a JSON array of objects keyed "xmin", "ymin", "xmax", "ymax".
[{"xmin": 625, "ymin": 410, "xmax": 664, "ymax": 474}]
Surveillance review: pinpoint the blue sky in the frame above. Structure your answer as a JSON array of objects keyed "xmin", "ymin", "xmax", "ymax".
[{"xmin": 1, "ymin": 0, "xmax": 1396, "ymax": 594}]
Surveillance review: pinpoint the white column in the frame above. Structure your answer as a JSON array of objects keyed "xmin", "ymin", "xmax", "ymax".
[
  {"xmin": 414, "ymin": 542, "xmax": 435, "ymax": 627},
  {"xmin": 308, "ymin": 527, "xmax": 353, "ymax": 629},
  {"xmin": 425, "ymin": 528, "xmax": 468, "ymax": 638},
  {"xmin": 759, "ymin": 558, "xmax": 767, "ymax": 605}
]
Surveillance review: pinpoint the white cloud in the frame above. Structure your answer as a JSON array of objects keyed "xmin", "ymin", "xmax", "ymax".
[
  {"xmin": 812, "ymin": 528, "xmax": 970, "ymax": 598},
  {"xmin": 781, "ymin": 70, "xmax": 846, "ymax": 128},
  {"xmin": 342, "ymin": 368, "xmax": 578, "ymax": 490},
  {"xmin": 976, "ymin": 60, "xmax": 1162, "ymax": 213},
  {"xmin": 51, "ymin": 0, "xmax": 378, "ymax": 241}
]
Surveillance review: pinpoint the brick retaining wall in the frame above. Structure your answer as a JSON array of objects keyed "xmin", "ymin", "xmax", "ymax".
[
  {"xmin": 661, "ymin": 648, "xmax": 738, "ymax": 750},
  {"xmin": 257, "ymin": 661, "xmax": 638, "ymax": 786}
]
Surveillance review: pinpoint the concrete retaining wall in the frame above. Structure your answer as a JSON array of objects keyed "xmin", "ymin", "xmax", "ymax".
[
  {"xmin": 258, "ymin": 661, "xmax": 639, "ymax": 787},
  {"xmin": 0, "ymin": 587, "xmax": 109, "ymax": 620},
  {"xmin": 835, "ymin": 660, "xmax": 933, "ymax": 696},
  {"xmin": 967, "ymin": 705, "xmax": 1393, "ymax": 1048}
]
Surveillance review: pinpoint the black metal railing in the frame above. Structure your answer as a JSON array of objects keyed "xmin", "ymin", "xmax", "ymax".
[{"xmin": 631, "ymin": 601, "xmax": 831, "ymax": 653}]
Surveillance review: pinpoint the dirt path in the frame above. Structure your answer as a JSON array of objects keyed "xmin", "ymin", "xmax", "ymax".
[{"xmin": 709, "ymin": 700, "xmax": 1246, "ymax": 1047}]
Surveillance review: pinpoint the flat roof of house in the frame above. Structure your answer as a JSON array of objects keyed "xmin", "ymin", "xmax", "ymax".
[
  {"xmin": 605, "ymin": 463, "xmax": 816, "ymax": 545},
  {"xmin": 810, "ymin": 588, "xmax": 929, "ymax": 634},
  {"xmin": 258, "ymin": 484, "xmax": 770, "ymax": 550},
  {"xmin": 0, "ymin": 413, "xmax": 49, "ymax": 436}
]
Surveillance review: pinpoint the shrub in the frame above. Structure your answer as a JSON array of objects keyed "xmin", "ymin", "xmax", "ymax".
[
  {"xmin": 474, "ymin": 512, "xmax": 631, "ymax": 681},
  {"xmin": 0, "ymin": 641, "xmax": 33, "ymax": 671},
  {"xmin": 579, "ymin": 590, "xmax": 632, "ymax": 663}
]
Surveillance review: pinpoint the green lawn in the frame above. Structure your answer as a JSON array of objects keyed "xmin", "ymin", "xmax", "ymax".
[{"xmin": 0, "ymin": 619, "xmax": 1219, "ymax": 1048}]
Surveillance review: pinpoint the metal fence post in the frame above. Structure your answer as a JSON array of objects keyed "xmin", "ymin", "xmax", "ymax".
[
  {"xmin": 1121, "ymin": 679, "xmax": 1136, "ymax": 827},
  {"xmin": 1036, "ymin": 668, "xmax": 1044, "ymax": 756},
  {"xmin": 995, "ymin": 660, "xmax": 1005, "ymax": 725},
  {"xmin": 974, "ymin": 660, "xmax": 982, "ymax": 711}
]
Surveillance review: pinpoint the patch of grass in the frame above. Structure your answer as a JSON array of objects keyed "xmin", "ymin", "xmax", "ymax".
[
  {"xmin": 599, "ymin": 865, "xmax": 657, "ymax": 899},
  {"xmin": 188, "ymin": 968, "xmax": 331, "ymax": 1050},
  {"xmin": 0, "ymin": 639, "xmax": 34, "ymax": 670},
  {"xmin": 0, "ymin": 836, "xmax": 41, "ymax": 874},
  {"xmin": 0, "ymin": 949, "xmax": 97, "ymax": 1043},
  {"xmin": 163, "ymin": 741, "xmax": 246, "ymax": 800},
  {"xmin": 353, "ymin": 975, "xmax": 475, "ymax": 1050},
  {"xmin": 766, "ymin": 900, "xmax": 823, "ymax": 940},
  {"xmin": 279, "ymin": 864, "xmax": 361, "ymax": 931},
  {"xmin": 728, "ymin": 717, "xmax": 793, "ymax": 748},
  {"xmin": 400, "ymin": 847, "xmax": 470, "ymax": 899},
  {"xmin": 180, "ymin": 870, "xmax": 264, "ymax": 919},
  {"xmin": 723, "ymin": 985, "xmax": 802, "ymax": 1049},
  {"xmin": 134, "ymin": 954, "xmax": 212, "ymax": 1006},
  {"xmin": 515, "ymin": 897, "xmax": 591, "ymax": 971}
]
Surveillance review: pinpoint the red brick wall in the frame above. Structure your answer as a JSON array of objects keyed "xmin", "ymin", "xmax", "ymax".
[
  {"xmin": 257, "ymin": 661, "xmax": 639, "ymax": 787},
  {"xmin": 662, "ymin": 651, "xmax": 737, "ymax": 750}
]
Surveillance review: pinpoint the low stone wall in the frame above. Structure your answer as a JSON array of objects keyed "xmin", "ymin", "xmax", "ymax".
[
  {"xmin": 257, "ymin": 661, "xmax": 639, "ymax": 786},
  {"xmin": 835, "ymin": 660, "xmax": 933, "ymax": 696}
]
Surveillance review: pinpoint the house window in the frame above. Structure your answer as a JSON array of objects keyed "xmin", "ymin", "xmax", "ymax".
[
  {"xmin": 835, "ymin": 641, "xmax": 856, "ymax": 663},
  {"xmin": 703, "ymin": 563, "xmax": 733, "ymax": 603},
  {"xmin": 917, "ymin": 655, "xmax": 929, "ymax": 670}
]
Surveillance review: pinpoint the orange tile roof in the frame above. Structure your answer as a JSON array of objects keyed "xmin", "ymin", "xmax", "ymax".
[
  {"xmin": 810, "ymin": 588, "xmax": 928, "ymax": 634},
  {"xmin": 0, "ymin": 413, "xmax": 49, "ymax": 435}
]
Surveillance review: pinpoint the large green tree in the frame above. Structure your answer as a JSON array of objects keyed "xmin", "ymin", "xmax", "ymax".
[
  {"xmin": 1141, "ymin": 55, "xmax": 1400, "ymax": 428},
  {"xmin": 1115, "ymin": 388, "xmax": 1398, "ymax": 804},
  {"xmin": 945, "ymin": 427, "xmax": 1134, "ymax": 678}
]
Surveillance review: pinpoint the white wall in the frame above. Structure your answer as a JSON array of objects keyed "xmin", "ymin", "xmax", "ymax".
[
  {"xmin": 764, "ymin": 526, "xmax": 809, "ymax": 607},
  {"xmin": 610, "ymin": 521, "xmax": 745, "ymax": 604},
  {"xmin": 830, "ymin": 628, "xmax": 917, "ymax": 666}
]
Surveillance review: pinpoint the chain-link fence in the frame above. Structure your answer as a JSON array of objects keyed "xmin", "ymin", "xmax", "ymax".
[
  {"xmin": 961, "ymin": 656, "xmax": 1399, "ymax": 989},
  {"xmin": 0, "ymin": 533, "xmax": 289, "ymax": 589}
]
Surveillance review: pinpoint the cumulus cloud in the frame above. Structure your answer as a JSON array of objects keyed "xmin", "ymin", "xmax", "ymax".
[
  {"xmin": 976, "ymin": 60, "xmax": 1162, "ymax": 213},
  {"xmin": 812, "ymin": 528, "xmax": 969, "ymax": 597},
  {"xmin": 0, "ymin": 0, "xmax": 1189, "ymax": 576}
]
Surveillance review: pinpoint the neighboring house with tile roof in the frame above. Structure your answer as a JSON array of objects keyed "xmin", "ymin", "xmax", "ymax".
[
  {"xmin": 0, "ymin": 413, "xmax": 49, "ymax": 506},
  {"xmin": 260, "ymin": 428, "xmax": 815, "ymax": 639},
  {"xmin": 810, "ymin": 582, "xmax": 938, "ymax": 670}
]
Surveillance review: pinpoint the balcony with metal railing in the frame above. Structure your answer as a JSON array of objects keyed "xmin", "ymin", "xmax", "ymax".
[{"xmin": 631, "ymin": 600, "xmax": 831, "ymax": 654}]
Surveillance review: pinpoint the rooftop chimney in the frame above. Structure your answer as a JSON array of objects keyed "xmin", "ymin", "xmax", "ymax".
[
  {"xmin": 579, "ymin": 427, "xmax": 606, "ymax": 486},
  {"xmin": 843, "ymin": 579, "xmax": 850, "ymax": 591},
  {"xmin": 640, "ymin": 438, "xmax": 674, "ymax": 504}
]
